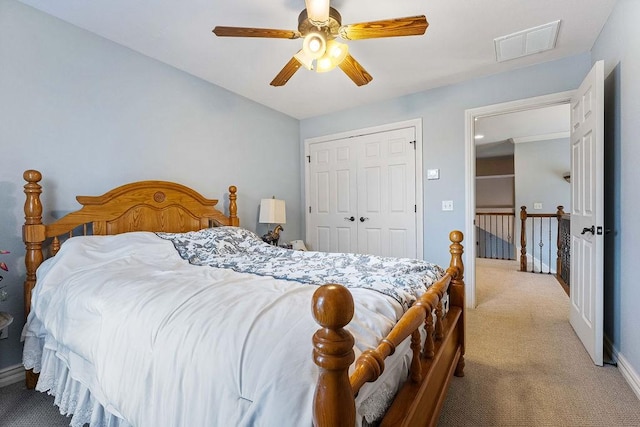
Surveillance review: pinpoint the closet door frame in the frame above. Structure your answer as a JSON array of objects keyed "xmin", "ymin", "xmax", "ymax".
[{"xmin": 304, "ymin": 118, "xmax": 424, "ymax": 259}]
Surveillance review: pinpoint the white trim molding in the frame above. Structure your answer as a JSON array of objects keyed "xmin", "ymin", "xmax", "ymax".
[
  {"xmin": 605, "ymin": 336, "xmax": 640, "ymax": 401},
  {"xmin": 510, "ymin": 131, "xmax": 570, "ymax": 144},
  {"xmin": 0, "ymin": 364, "xmax": 25, "ymax": 387},
  {"xmin": 465, "ymin": 90, "xmax": 576, "ymax": 309}
]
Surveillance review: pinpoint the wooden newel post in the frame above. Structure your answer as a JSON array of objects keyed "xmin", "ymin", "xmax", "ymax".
[
  {"xmin": 556, "ymin": 205, "xmax": 565, "ymax": 279},
  {"xmin": 519, "ymin": 206, "xmax": 528, "ymax": 272},
  {"xmin": 448, "ymin": 230, "xmax": 465, "ymax": 377},
  {"xmin": 312, "ymin": 284, "xmax": 356, "ymax": 427},
  {"xmin": 23, "ymin": 169, "xmax": 45, "ymax": 390}
]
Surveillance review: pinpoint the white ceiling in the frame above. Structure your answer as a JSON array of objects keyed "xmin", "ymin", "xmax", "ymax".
[
  {"xmin": 18, "ymin": 0, "xmax": 617, "ymax": 119},
  {"xmin": 475, "ymin": 104, "xmax": 570, "ymax": 158}
]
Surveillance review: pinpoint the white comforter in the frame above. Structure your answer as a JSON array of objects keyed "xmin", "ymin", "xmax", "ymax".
[{"xmin": 23, "ymin": 232, "xmax": 415, "ymax": 427}]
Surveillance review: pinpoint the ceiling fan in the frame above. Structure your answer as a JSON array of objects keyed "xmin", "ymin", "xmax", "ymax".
[{"xmin": 212, "ymin": 0, "xmax": 428, "ymax": 87}]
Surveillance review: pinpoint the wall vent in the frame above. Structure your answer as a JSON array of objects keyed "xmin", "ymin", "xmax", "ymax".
[{"xmin": 494, "ymin": 20, "xmax": 561, "ymax": 62}]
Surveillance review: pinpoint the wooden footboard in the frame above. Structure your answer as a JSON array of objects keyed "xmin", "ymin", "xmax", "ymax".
[{"xmin": 312, "ymin": 231, "xmax": 465, "ymax": 426}]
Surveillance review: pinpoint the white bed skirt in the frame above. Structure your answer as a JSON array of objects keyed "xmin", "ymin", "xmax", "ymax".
[
  {"xmin": 23, "ymin": 330, "xmax": 412, "ymax": 427},
  {"xmin": 23, "ymin": 334, "xmax": 130, "ymax": 427}
]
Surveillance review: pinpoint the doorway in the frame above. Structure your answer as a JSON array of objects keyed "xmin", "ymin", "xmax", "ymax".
[
  {"xmin": 467, "ymin": 62, "xmax": 606, "ymax": 367},
  {"xmin": 464, "ymin": 91, "xmax": 576, "ymax": 309},
  {"xmin": 475, "ymin": 103, "xmax": 571, "ymax": 269}
]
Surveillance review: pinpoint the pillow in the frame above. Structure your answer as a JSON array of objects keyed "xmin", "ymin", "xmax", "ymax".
[{"xmin": 156, "ymin": 226, "xmax": 264, "ymax": 262}]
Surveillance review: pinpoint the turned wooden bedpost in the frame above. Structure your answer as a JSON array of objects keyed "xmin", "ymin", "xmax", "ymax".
[
  {"xmin": 448, "ymin": 230, "xmax": 466, "ymax": 377},
  {"xmin": 228, "ymin": 186, "xmax": 239, "ymax": 226},
  {"xmin": 312, "ymin": 284, "xmax": 356, "ymax": 427},
  {"xmin": 23, "ymin": 170, "xmax": 45, "ymax": 318},
  {"xmin": 23, "ymin": 170, "xmax": 46, "ymax": 389}
]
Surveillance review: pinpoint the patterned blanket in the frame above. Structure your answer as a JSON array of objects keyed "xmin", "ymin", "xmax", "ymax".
[{"xmin": 157, "ymin": 227, "xmax": 444, "ymax": 310}]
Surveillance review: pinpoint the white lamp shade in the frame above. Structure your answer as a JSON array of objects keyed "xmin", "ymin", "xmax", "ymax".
[{"xmin": 259, "ymin": 198, "xmax": 286, "ymax": 224}]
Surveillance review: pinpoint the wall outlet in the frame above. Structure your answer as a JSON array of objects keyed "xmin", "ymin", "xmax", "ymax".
[
  {"xmin": 0, "ymin": 327, "xmax": 8, "ymax": 340},
  {"xmin": 533, "ymin": 202, "xmax": 543, "ymax": 210},
  {"xmin": 442, "ymin": 200, "xmax": 454, "ymax": 211}
]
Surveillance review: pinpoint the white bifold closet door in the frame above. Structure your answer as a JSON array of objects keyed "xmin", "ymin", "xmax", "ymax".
[{"xmin": 307, "ymin": 126, "xmax": 417, "ymax": 258}]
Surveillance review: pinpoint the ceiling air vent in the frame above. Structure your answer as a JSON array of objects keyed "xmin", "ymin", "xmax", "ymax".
[{"xmin": 494, "ymin": 20, "xmax": 560, "ymax": 62}]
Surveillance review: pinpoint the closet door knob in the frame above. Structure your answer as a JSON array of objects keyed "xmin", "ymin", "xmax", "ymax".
[
  {"xmin": 359, "ymin": 217, "xmax": 369, "ymax": 222},
  {"xmin": 344, "ymin": 216, "xmax": 355, "ymax": 222}
]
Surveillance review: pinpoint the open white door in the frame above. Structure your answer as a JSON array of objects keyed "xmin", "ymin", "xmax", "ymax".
[{"xmin": 569, "ymin": 60, "xmax": 604, "ymax": 366}]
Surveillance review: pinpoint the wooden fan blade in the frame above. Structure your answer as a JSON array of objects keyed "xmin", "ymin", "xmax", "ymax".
[
  {"xmin": 213, "ymin": 26, "xmax": 300, "ymax": 39},
  {"xmin": 339, "ymin": 15, "xmax": 428, "ymax": 40},
  {"xmin": 338, "ymin": 54, "xmax": 373, "ymax": 86},
  {"xmin": 270, "ymin": 57, "xmax": 303, "ymax": 86}
]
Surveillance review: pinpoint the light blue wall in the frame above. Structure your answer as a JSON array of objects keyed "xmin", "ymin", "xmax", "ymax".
[
  {"xmin": 0, "ymin": 0, "xmax": 300, "ymax": 369},
  {"xmin": 514, "ymin": 138, "xmax": 571, "ymax": 214},
  {"xmin": 514, "ymin": 138, "xmax": 571, "ymax": 273},
  {"xmin": 301, "ymin": 54, "xmax": 591, "ymax": 267},
  {"xmin": 591, "ymin": 0, "xmax": 640, "ymax": 388}
]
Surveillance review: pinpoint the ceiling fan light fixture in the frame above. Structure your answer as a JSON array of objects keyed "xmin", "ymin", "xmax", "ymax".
[
  {"xmin": 328, "ymin": 40, "xmax": 348, "ymax": 61},
  {"xmin": 316, "ymin": 39, "xmax": 348, "ymax": 73},
  {"xmin": 316, "ymin": 55, "xmax": 335, "ymax": 73},
  {"xmin": 304, "ymin": 0, "xmax": 330, "ymax": 26},
  {"xmin": 214, "ymin": 5, "xmax": 426, "ymax": 87},
  {"xmin": 302, "ymin": 31, "xmax": 326, "ymax": 59},
  {"xmin": 294, "ymin": 49, "xmax": 315, "ymax": 70}
]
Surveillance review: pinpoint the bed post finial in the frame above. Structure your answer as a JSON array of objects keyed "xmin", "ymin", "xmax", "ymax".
[
  {"xmin": 448, "ymin": 230, "xmax": 464, "ymax": 278},
  {"xmin": 311, "ymin": 284, "xmax": 356, "ymax": 427},
  {"xmin": 228, "ymin": 185, "xmax": 239, "ymax": 226},
  {"xmin": 23, "ymin": 169, "xmax": 43, "ymax": 225},
  {"xmin": 448, "ymin": 230, "xmax": 466, "ymax": 377}
]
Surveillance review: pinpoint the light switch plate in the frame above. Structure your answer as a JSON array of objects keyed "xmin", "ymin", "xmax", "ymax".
[
  {"xmin": 442, "ymin": 200, "xmax": 454, "ymax": 211},
  {"xmin": 427, "ymin": 169, "xmax": 440, "ymax": 180}
]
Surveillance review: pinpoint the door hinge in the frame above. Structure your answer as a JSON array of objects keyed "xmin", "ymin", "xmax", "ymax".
[
  {"xmin": 414, "ymin": 205, "xmax": 417, "ymax": 213},
  {"xmin": 410, "ymin": 140, "xmax": 416, "ymax": 150},
  {"xmin": 307, "ymin": 155, "xmax": 311, "ymax": 163},
  {"xmin": 309, "ymin": 206, "xmax": 311, "ymax": 213}
]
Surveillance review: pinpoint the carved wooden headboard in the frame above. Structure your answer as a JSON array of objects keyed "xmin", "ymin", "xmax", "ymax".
[{"xmin": 22, "ymin": 169, "xmax": 239, "ymax": 315}]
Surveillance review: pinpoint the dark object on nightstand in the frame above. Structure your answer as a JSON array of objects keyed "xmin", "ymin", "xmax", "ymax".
[{"xmin": 262, "ymin": 224, "xmax": 283, "ymax": 246}]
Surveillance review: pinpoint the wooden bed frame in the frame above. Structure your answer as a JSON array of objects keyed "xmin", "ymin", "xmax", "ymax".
[{"xmin": 22, "ymin": 169, "xmax": 465, "ymax": 427}]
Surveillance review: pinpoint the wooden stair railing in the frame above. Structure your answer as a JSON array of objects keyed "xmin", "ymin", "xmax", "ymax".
[{"xmin": 519, "ymin": 206, "xmax": 569, "ymax": 282}]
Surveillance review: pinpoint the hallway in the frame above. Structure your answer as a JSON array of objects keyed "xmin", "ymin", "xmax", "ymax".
[{"xmin": 438, "ymin": 258, "xmax": 640, "ymax": 426}]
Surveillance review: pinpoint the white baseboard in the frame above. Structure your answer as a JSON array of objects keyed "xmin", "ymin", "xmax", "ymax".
[
  {"xmin": 617, "ymin": 353, "xmax": 640, "ymax": 401},
  {"xmin": 604, "ymin": 336, "xmax": 640, "ymax": 401},
  {"xmin": 0, "ymin": 364, "xmax": 24, "ymax": 388}
]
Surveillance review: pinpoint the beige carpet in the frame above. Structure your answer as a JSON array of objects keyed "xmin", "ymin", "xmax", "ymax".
[{"xmin": 438, "ymin": 258, "xmax": 640, "ymax": 426}]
